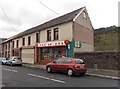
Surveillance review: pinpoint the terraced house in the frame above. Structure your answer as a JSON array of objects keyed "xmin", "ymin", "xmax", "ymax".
[{"xmin": 2, "ymin": 7, "xmax": 94, "ymax": 65}]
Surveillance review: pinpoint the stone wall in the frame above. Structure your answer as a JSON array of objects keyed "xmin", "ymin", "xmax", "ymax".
[{"xmin": 75, "ymin": 51, "xmax": 119, "ymax": 70}]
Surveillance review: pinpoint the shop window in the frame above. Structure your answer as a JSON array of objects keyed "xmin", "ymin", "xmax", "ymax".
[
  {"xmin": 28, "ymin": 36, "xmax": 31, "ymax": 45},
  {"xmin": 16, "ymin": 40, "xmax": 19, "ymax": 48},
  {"xmin": 22, "ymin": 38, "xmax": 25, "ymax": 46},
  {"xmin": 47, "ymin": 30, "xmax": 51, "ymax": 41},
  {"xmin": 36, "ymin": 32, "xmax": 40, "ymax": 43},
  {"xmin": 41, "ymin": 47, "xmax": 67, "ymax": 60},
  {"xmin": 54, "ymin": 28, "xmax": 59, "ymax": 40}
]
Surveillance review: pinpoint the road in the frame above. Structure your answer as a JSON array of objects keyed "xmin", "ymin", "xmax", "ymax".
[{"xmin": 1, "ymin": 65, "xmax": 119, "ymax": 87}]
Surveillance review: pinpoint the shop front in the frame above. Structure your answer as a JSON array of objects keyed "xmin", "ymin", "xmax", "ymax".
[
  {"xmin": 36, "ymin": 40, "xmax": 82, "ymax": 65},
  {"xmin": 37, "ymin": 41, "xmax": 68, "ymax": 65}
]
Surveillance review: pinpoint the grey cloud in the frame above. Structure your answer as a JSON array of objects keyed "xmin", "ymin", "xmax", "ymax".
[
  {"xmin": 1, "ymin": 13, "xmax": 22, "ymax": 26},
  {"xmin": 19, "ymin": 7, "xmax": 56, "ymax": 26},
  {"xmin": 0, "ymin": 24, "xmax": 18, "ymax": 32},
  {"xmin": 61, "ymin": 1, "xmax": 86, "ymax": 12}
]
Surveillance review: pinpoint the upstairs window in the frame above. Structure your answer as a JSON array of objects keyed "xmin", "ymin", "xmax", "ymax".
[
  {"xmin": 8, "ymin": 42, "xmax": 10, "ymax": 50},
  {"xmin": 12, "ymin": 41, "xmax": 14, "ymax": 48},
  {"xmin": 36, "ymin": 32, "xmax": 40, "ymax": 43},
  {"xmin": 54, "ymin": 28, "xmax": 59, "ymax": 40},
  {"xmin": 22, "ymin": 38, "xmax": 25, "ymax": 46},
  {"xmin": 28, "ymin": 36, "xmax": 31, "ymax": 45},
  {"xmin": 16, "ymin": 40, "xmax": 19, "ymax": 48},
  {"xmin": 83, "ymin": 11, "xmax": 87, "ymax": 19},
  {"xmin": 47, "ymin": 30, "xmax": 51, "ymax": 41}
]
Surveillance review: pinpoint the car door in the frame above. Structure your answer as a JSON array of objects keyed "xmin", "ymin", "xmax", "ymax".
[
  {"xmin": 62, "ymin": 59, "xmax": 72, "ymax": 73},
  {"xmin": 54, "ymin": 58, "xmax": 64, "ymax": 72}
]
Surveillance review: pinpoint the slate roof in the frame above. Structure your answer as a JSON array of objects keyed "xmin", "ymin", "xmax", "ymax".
[{"xmin": 3, "ymin": 7, "xmax": 84, "ymax": 43}]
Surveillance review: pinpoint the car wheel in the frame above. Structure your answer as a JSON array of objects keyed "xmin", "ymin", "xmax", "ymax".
[
  {"xmin": 67, "ymin": 69, "xmax": 73, "ymax": 76},
  {"xmin": 47, "ymin": 66, "xmax": 52, "ymax": 73}
]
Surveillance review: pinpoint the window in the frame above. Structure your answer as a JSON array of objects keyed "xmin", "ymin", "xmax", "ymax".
[
  {"xmin": 47, "ymin": 30, "xmax": 51, "ymax": 41},
  {"xmin": 83, "ymin": 11, "xmax": 87, "ymax": 19},
  {"xmin": 16, "ymin": 40, "xmax": 19, "ymax": 48},
  {"xmin": 22, "ymin": 38, "xmax": 25, "ymax": 46},
  {"xmin": 41, "ymin": 47, "xmax": 67, "ymax": 60},
  {"xmin": 8, "ymin": 42, "xmax": 10, "ymax": 50},
  {"xmin": 63, "ymin": 59, "xmax": 72, "ymax": 64},
  {"xmin": 36, "ymin": 33, "xmax": 39, "ymax": 43},
  {"xmin": 54, "ymin": 28, "xmax": 59, "ymax": 40},
  {"xmin": 28, "ymin": 36, "xmax": 31, "ymax": 45},
  {"xmin": 75, "ymin": 59, "xmax": 84, "ymax": 64},
  {"xmin": 12, "ymin": 41, "xmax": 14, "ymax": 48},
  {"xmin": 56, "ymin": 58, "xmax": 64, "ymax": 64},
  {"xmin": 5, "ymin": 44, "xmax": 7, "ymax": 50}
]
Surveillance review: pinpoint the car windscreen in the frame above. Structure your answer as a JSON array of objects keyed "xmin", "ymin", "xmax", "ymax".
[{"xmin": 75, "ymin": 59, "xmax": 84, "ymax": 64}]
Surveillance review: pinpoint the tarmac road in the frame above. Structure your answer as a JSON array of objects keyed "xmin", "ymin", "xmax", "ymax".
[{"xmin": 1, "ymin": 65, "xmax": 119, "ymax": 88}]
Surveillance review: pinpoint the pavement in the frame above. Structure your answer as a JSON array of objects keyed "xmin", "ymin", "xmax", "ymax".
[{"xmin": 22, "ymin": 63, "xmax": 120, "ymax": 80}]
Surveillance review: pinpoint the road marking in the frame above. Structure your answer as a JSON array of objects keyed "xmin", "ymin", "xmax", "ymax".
[
  {"xmin": 2, "ymin": 68, "xmax": 11, "ymax": 71},
  {"xmin": 27, "ymin": 73, "xmax": 37, "ymax": 77},
  {"xmin": 37, "ymin": 75, "xmax": 50, "ymax": 80},
  {"xmin": 27, "ymin": 73, "xmax": 66, "ymax": 84},
  {"xmin": 0, "ymin": 84, "xmax": 5, "ymax": 87},
  {"xmin": 2, "ymin": 68, "xmax": 17, "ymax": 73},
  {"xmin": 12, "ymin": 70, "xmax": 17, "ymax": 72},
  {"xmin": 50, "ymin": 78, "xmax": 66, "ymax": 83}
]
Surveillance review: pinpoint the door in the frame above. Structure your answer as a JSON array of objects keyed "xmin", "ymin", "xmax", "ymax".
[
  {"xmin": 22, "ymin": 49, "xmax": 34, "ymax": 64},
  {"xmin": 53, "ymin": 58, "xmax": 64, "ymax": 72}
]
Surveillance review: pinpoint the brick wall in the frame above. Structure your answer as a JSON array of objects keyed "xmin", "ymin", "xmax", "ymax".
[{"xmin": 75, "ymin": 51, "xmax": 119, "ymax": 70}]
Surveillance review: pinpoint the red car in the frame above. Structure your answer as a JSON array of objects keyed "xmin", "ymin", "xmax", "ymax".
[{"xmin": 46, "ymin": 57, "xmax": 87, "ymax": 76}]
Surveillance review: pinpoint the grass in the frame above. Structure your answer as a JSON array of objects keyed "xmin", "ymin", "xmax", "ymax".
[{"xmin": 94, "ymin": 31, "xmax": 119, "ymax": 51}]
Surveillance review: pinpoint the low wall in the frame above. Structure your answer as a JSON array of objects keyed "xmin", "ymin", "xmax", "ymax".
[{"xmin": 75, "ymin": 51, "xmax": 119, "ymax": 70}]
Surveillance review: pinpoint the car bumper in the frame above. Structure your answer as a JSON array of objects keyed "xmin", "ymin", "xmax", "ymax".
[
  {"xmin": 12, "ymin": 62, "xmax": 22, "ymax": 65},
  {"xmin": 73, "ymin": 68, "xmax": 87, "ymax": 74}
]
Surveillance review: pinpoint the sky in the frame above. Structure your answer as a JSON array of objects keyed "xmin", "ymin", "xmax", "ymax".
[{"xmin": 0, "ymin": 0, "xmax": 119, "ymax": 38}]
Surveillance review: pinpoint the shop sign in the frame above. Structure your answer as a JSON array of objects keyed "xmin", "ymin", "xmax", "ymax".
[
  {"xmin": 64, "ymin": 40, "xmax": 70, "ymax": 45},
  {"xmin": 75, "ymin": 41, "xmax": 81, "ymax": 48},
  {"xmin": 38, "ymin": 41, "xmax": 66, "ymax": 47}
]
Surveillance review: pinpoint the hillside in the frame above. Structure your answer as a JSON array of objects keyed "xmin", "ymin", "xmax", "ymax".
[{"xmin": 94, "ymin": 26, "xmax": 119, "ymax": 51}]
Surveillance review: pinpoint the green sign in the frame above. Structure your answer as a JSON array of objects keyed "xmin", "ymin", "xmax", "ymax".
[{"xmin": 74, "ymin": 41, "xmax": 81, "ymax": 48}]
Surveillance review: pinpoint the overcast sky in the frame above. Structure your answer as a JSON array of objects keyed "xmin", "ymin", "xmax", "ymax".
[{"xmin": 0, "ymin": 0, "xmax": 119, "ymax": 38}]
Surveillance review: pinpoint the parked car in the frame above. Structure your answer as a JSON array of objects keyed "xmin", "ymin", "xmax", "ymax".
[
  {"xmin": 0, "ymin": 57, "xmax": 9, "ymax": 65},
  {"xmin": 46, "ymin": 57, "xmax": 87, "ymax": 76},
  {"xmin": 6, "ymin": 56, "xmax": 22, "ymax": 66}
]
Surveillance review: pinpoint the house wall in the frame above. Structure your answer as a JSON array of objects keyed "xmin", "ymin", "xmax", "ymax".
[
  {"xmin": 74, "ymin": 43, "xmax": 94, "ymax": 53},
  {"xmin": 40, "ymin": 22, "xmax": 73, "ymax": 43},
  {"xmin": 10, "ymin": 33, "xmax": 37, "ymax": 64},
  {"xmin": 74, "ymin": 9, "xmax": 93, "ymax": 31},
  {"xmin": 73, "ymin": 22, "xmax": 94, "ymax": 44},
  {"xmin": 73, "ymin": 9, "xmax": 94, "ymax": 52}
]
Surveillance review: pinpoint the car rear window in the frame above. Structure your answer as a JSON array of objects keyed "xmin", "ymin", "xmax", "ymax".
[
  {"xmin": 18, "ymin": 57, "xmax": 21, "ymax": 60},
  {"xmin": 75, "ymin": 59, "xmax": 84, "ymax": 64}
]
